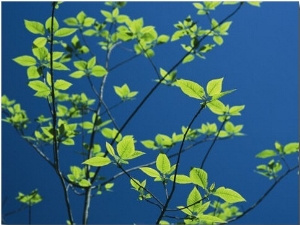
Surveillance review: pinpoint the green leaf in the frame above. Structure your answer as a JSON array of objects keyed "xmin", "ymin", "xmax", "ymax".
[
  {"xmin": 140, "ymin": 167, "xmax": 160, "ymax": 178},
  {"xmin": 87, "ymin": 56, "xmax": 96, "ymax": 69},
  {"xmin": 157, "ymin": 34, "xmax": 169, "ymax": 44},
  {"xmin": 33, "ymin": 37, "xmax": 47, "ymax": 48},
  {"xmin": 283, "ymin": 142, "xmax": 299, "ymax": 154},
  {"xmin": 206, "ymin": 100, "xmax": 226, "ymax": 115},
  {"xmin": 54, "ymin": 79, "xmax": 72, "ymax": 90},
  {"xmin": 24, "ymin": 20, "xmax": 45, "ymax": 35},
  {"xmin": 69, "ymin": 71, "xmax": 86, "ymax": 79},
  {"xmin": 106, "ymin": 142, "xmax": 115, "ymax": 156},
  {"xmin": 141, "ymin": 140, "xmax": 156, "ymax": 149},
  {"xmin": 74, "ymin": 61, "xmax": 87, "ymax": 70},
  {"xmin": 213, "ymin": 187, "xmax": 246, "ymax": 203},
  {"xmin": 206, "ymin": 78, "xmax": 223, "ymax": 96},
  {"xmin": 256, "ymin": 149, "xmax": 277, "ymax": 158},
  {"xmin": 54, "ymin": 28, "xmax": 77, "ymax": 37},
  {"xmin": 27, "ymin": 66, "xmax": 40, "ymax": 79},
  {"xmin": 45, "ymin": 17, "xmax": 59, "ymax": 32},
  {"xmin": 62, "ymin": 138, "xmax": 75, "ymax": 145},
  {"xmin": 13, "ymin": 56, "xmax": 36, "ymax": 66},
  {"xmin": 82, "ymin": 156, "xmax": 111, "ymax": 167},
  {"xmin": 79, "ymin": 179, "xmax": 91, "ymax": 187},
  {"xmin": 170, "ymin": 174, "xmax": 191, "ymax": 184},
  {"xmin": 223, "ymin": 1, "xmax": 239, "ymax": 5},
  {"xmin": 187, "ymin": 187, "xmax": 201, "ymax": 212},
  {"xmin": 199, "ymin": 214, "xmax": 227, "ymax": 224},
  {"xmin": 28, "ymin": 80, "xmax": 50, "ymax": 97},
  {"xmin": 156, "ymin": 153, "xmax": 171, "ymax": 174},
  {"xmin": 64, "ymin": 17, "xmax": 78, "ymax": 26},
  {"xmin": 52, "ymin": 62, "xmax": 70, "ymax": 71},
  {"xmin": 190, "ymin": 168, "xmax": 208, "ymax": 189},
  {"xmin": 229, "ymin": 105, "xmax": 245, "ymax": 116},
  {"xmin": 117, "ymin": 137, "xmax": 135, "ymax": 159},
  {"xmin": 182, "ymin": 54, "xmax": 195, "ymax": 64},
  {"xmin": 247, "ymin": 1, "xmax": 261, "ymax": 7},
  {"xmin": 213, "ymin": 35, "xmax": 223, "ymax": 45},
  {"xmin": 91, "ymin": 65, "xmax": 107, "ymax": 77},
  {"xmin": 176, "ymin": 79, "xmax": 205, "ymax": 100}
]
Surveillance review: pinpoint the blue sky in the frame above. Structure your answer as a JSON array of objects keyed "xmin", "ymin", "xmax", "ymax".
[{"xmin": 1, "ymin": 2, "xmax": 298, "ymax": 224}]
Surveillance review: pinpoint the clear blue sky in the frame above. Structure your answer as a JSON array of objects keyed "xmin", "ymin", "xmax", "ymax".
[{"xmin": 2, "ymin": 2, "xmax": 298, "ymax": 224}]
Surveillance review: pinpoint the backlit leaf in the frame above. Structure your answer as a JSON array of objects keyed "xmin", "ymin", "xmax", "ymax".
[
  {"xmin": 54, "ymin": 28, "xmax": 77, "ymax": 37},
  {"xmin": 28, "ymin": 80, "xmax": 50, "ymax": 97},
  {"xmin": 91, "ymin": 65, "xmax": 107, "ymax": 77},
  {"xmin": 207, "ymin": 78, "xmax": 223, "ymax": 96},
  {"xmin": 54, "ymin": 79, "xmax": 72, "ymax": 90},
  {"xmin": 140, "ymin": 167, "xmax": 160, "ymax": 178},
  {"xmin": 45, "ymin": 17, "xmax": 59, "ymax": 32},
  {"xmin": 13, "ymin": 56, "xmax": 36, "ymax": 66},
  {"xmin": 283, "ymin": 142, "xmax": 299, "ymax": 154},
  {"xmin": 24, "ymin": 20, "xmax": 45, "ymax": 35},
  {"xmin": 156, "ymin": 153, "xmax": 171, "ymax": 174},
  {"xmin": 190, "ymin": 167, "xmax": 208, "ymax": 189},
  {"xmin": 106, "ymin": 142, "xmax": 115, "ymax": 156},
  {"xmin": 117, "ymin": 137, "xmax": 135, "ymax": 159},
  {"xmin": 176, "ymin": 79, "xmax": 205, "ymax": 100},
  {"xmin": 256, "ymin": 149, "xmax": 277, "ymax": 158},
  {"xmin": 199, "ymin": 214, "xmax": 227, "ymax": 223},
  {"xmin": 82, "ymin": 156, "xmax": 111, "ymax": 167},
  {"xmin": 187, "ymin": 187, "xmax": 201, "ymax": 212},
  {"xmin": 69, "ymin": 71, "xmax": 85, "ymax": 79},
  {"xmin": 170, "ymin": 174, "xmax": 191, "ymax": 184},
  {"xmin": 213, "ymin": 187, "xmax": 246, "ymax": 203}
]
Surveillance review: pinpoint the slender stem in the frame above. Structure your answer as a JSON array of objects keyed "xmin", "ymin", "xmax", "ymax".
[
  {"xmin": 200, "ymin": 118, "xmax": 227, "ymax": 169},
  {"xmin": 49, "ymin": 2, "xmax": 74, "ymax": 224},
  {"xmin": 155, "ymin": 103, "xmax": 206, "ymax": 224}
]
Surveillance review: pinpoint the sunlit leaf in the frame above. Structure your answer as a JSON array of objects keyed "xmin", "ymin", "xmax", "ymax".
[
  {"xmin": 54, "ymin": 79, "xmax": 72, "ymax": 90},
  {"xmin": 82, "ymin": 156, "xmax": 111, "ymax": 167},
  {"xmin": 13, "ymin": 56, "xmax": 36, "ymax": 66},
  {"xmin": 213, "ymin": 187, "xmax": 246, "ymax": 203},
  {"xmin": 176, "ymin": 79, "xmax": 205, "ymax": 100},
  {"xmin": 190, "ymin": 167, "xmax": 208, "ymax": 189},
  {"xmin": 156, "ymin": 153, "xmax": 171, "ymax": 174},
  {"xmin": 54, "ymin": 28, "xmax": 77, "ymax": 37},
  {"xmin": 24, "ymin": 20, "xmax": 45, "ymax": 35},
  {"xmin": 255, "ymin": 149, "xmax": 277, "ymax": 158}
]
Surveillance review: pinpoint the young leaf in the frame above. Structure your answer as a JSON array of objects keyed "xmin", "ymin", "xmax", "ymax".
[
  {"xmin": 28, "ymin": 80, "xmax": 50, "ymax": 97},
  {"xmin": 176, "ymin": 79, "xmax": 205, "ymax": 100},
  {"xmin": 283, "ymin": 142, "xmax": 299, "ymax": 154},
  {"xmin": 199, "ymin": 214, "xmax": 227, "ymax": 224},
  {"xmin": 206, "ymin": 100, "xmax": 226, "ymax": 115},
  {"xmin": 206, "ymin": 78, "xmax": 223, "ymax": 96},
  {"xmin": 24, "ymin": 20, "xmax": 45, "ymax": 35},
  {"xmin": 13, "ymin": 56, "xmax": 36, "ymax": 66},
  {"xmin": 54, "ymin": 79, "xmax": 72, "ymax": 90},
  {"xmin": 156, "ymin": 153, "xmax": 171, "ymax": 174},
  {"xmin": 45, "ymin": 17, "xmax": 59, "ymax": 32},
  {"xmin": 255, "ymin": 149, "xmax": 277, "ymax": 158},
  {"xmin": 91, "ymin": 65, "xmax": 107, "ymax": 77},
  {"xmin": 140, "ymin": 167, "xmax": 160, "ymax": 178},
  {"xmin": 116, "ymin": 137, "xmax": 135, "ymax": 159},
  {"xmin": 82, "ymin": 156, "xmax": 111, "ymax": 167},
  {"xmin": 106, "ymin": 142, "xmax": 115, "ymax": 156},
  {"xmin": 213, "ymin": 187, "xmax": 246, "ymax": 203},
  {"xmin": 187, "ymin": 187, "xmax": 202, "ymax": 212},
  {"xmin": 54, "ymin": 28, "xmax": 77, "ymax": 37},
  {"xmin": 190, "ymin": 168, "xmax": 208, "ymax": 189},
  {"xmin": 170, "ymin": 174, "xmax": 191, "ymax": 184},
  {"xmin": 79, "ymin": 179, "xmax": 91, "ymax": 187}
]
